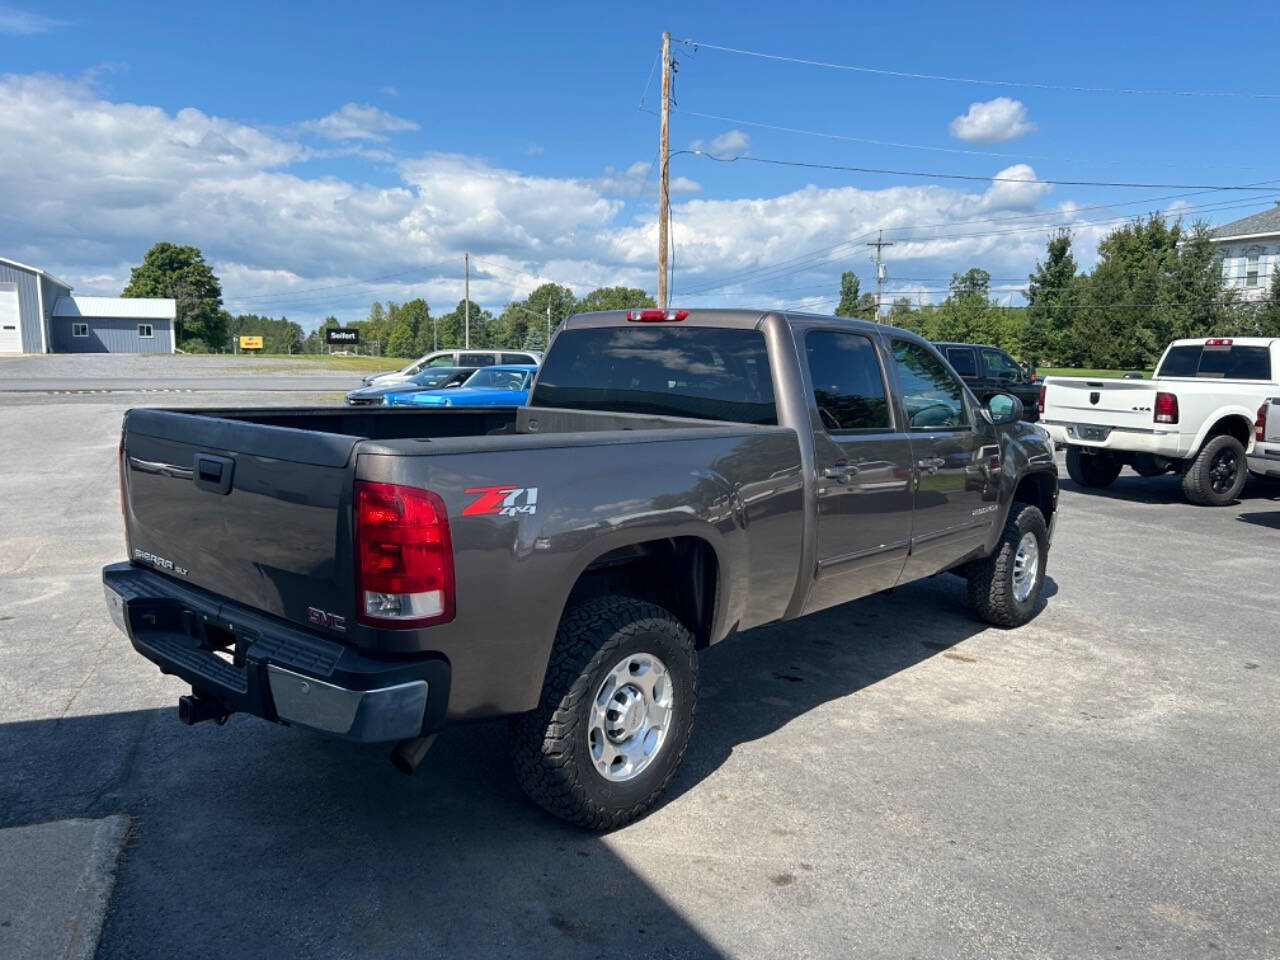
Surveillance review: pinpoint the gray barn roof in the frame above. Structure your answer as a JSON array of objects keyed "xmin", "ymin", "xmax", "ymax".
[
  {"xmin": 0, "ymin": 255, "xmax": 73, "ymax": 290},
  {"xmin": 1210, "ymin": 203, "xmax": 1280, "ymax": 240},
  {"xmin": 52, "ymin": 295, "xmax": 176, "ymax": 320}
]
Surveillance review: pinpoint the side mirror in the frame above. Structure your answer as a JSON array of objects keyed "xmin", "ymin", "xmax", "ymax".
[{"xmin": 982, "ymin": 392, "xmax": 1024, "ymax": 426}]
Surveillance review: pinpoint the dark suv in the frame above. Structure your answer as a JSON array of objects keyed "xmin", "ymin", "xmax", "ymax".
[{"xmin": 934, "ymin": 342, "xmax": 1041, "ymax": 421}]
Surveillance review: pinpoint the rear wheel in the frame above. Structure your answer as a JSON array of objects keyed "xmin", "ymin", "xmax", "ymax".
[
  {"xmin": 1181, "ymin": 434, "xmax": 1247, "ymax": 506},
  {"xmin": 1065, "ymin": 447, "xmax": 1122, "ymax": 488},
  {"xmin": 509, "ymin": 596, "xmax": 698, "ymax": 831}
]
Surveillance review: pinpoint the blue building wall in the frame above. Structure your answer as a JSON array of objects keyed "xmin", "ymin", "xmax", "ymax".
[{"xmin": 49, "ymin": 316, "xmax": 173, "ymax": 353}]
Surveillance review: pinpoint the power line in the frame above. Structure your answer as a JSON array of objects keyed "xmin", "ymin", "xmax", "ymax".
[
  {"xmin": 683, "ymin": 150, "xmax": 1280, "ymax": 192},
  {"xmin": 678, "ymin": 39, "xmax": 1280, "ymax": 100}
]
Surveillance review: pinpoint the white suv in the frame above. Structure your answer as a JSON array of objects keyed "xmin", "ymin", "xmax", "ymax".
[{"xmin": 362, "ymin": 349, "xmax": 542, "ymax": 386}]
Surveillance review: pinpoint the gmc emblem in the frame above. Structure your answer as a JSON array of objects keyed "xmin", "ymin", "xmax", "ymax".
[{"xmin": 307, "ymin": 606, "xmax": 347, "ymax": 633}]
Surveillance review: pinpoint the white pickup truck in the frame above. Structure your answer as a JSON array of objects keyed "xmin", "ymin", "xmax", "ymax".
[
  {"xmin": 1250, "ymin": 396, "xmax": 1280, "ymax": 479},
  {"xmin": 1041, "ymin": 337, "xmax": 1279, "ymax": 505}
]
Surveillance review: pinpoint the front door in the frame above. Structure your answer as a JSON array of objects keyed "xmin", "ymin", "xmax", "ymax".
[
  {"xmin": 888, "ymin": 338, "xmax": 996, "ymax": 581},
  {"xmin": 802, "ymin": 328, "xmax": 915, "ymax": 614}
]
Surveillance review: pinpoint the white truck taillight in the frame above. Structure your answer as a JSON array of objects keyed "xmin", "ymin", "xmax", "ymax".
[
  {"xmin": 355, "ymin": 481, "xmax": 455, "ymax": 628},
  {"xmin": 1038, "ymin": 383, "xmax": 1046, "ymax": 416},
  {"xmin": 1257, "ymin": 402, "xmax": 1268, "ymax": 443},
  {"xmin": 1154, "ymin": 391, "xmax": 1179, "ymax": 425}
]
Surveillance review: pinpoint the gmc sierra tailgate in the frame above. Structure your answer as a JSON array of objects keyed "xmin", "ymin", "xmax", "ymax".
[
  {"xmin": 121, "ymin": 409, "xmax": 359, "ymax": 631},
  {"xmin": 1042, "ymin": 377, "xmax": 1159, "ymax": 439}
]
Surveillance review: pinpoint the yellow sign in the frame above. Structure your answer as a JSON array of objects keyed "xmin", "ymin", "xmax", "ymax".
[{"xmin": 239, "ymin": 336, "xmax": 264, "ymax": 350}]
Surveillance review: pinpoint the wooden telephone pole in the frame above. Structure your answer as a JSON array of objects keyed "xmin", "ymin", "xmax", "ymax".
[
  {"xmin": 657, "ymin": 31, "xmax": 671, "ymax": 309},
  {"xmin": 867, "ymin": 230, "xmax": 894, "ymax": 319},
  {"xmin": 464, "ymin": 252, "xmax": 470, "ymax": 348}
]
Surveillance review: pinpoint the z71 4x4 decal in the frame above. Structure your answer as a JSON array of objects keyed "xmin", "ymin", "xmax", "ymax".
[{"xmin": 463, "ymin": 485, "xmax": 539, "ymax": 517}]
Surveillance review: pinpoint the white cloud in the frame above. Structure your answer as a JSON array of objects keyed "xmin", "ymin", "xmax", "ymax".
[
  {"xmin": 379, "ymin": 85, "xmax": 399, "ymax": 97},
  {"xmin": 949, "ymin": 97, "xmax": 1037, "ymax": 143},
  {"xmin": 690, "ymin": 128, "xmax": 750, "ymax": 155},
  {"xmin": 0, "ymin": 5, "xmax": 67, "ymax": 35},
  {"xmin": 302, "ymin": 103, "xmax": 418, "ymax": 141},
  {"xmin": 0, "ymin": 73, "xmax": 1100, "ymax": 327}
]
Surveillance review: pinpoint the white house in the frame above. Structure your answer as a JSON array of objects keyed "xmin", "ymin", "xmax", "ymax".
[{"xmin": 1210, "ymin": 203, "xmax": 1280, "ymax": 301}]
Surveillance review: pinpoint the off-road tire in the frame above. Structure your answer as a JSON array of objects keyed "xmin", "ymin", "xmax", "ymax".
[
  {"xmin": 1181, "ymin": 434, "xmax": 1247, "ymax": 506},
  {"xmin": 509, "ymin": 596, "xmax": 698, "ymax": 831},
  {"xmin": 967, "ymin": 503, "xmax": 1049, "ymax": 628},
  {"xmin": 1065, "ymin": 446, "xmax": 1122, "ymax": 488}
]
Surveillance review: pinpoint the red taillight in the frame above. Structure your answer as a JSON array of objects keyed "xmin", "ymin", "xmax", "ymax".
[
  {"xmin": 1257, "ymin": 402, "xmax": 1268, "ymax": 442},
  {"xmin": 1205, "ymin": 338, "xmax": 1233, "ymax": 346},
  {"xmin": 1038, "ymin": 384, "xmax": 1046, "ymax": 415},
  {"xmin": 1154, "ymin": 391, "xmax": 1179, "ymax": 424},
  {"xmin": 355, "ymin": 481, "xmax": 455, "ymax": 628},
  {"xmin": 626, "ymin": 309, "xmax": 689, "ymax": 322}
]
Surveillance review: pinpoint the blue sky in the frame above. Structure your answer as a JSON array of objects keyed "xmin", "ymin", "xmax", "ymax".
[{"xmin": 3, "ymin": 1, "xmax": 1279, "ymax": 328}]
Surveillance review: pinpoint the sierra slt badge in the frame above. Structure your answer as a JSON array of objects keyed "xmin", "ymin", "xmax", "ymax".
[
  {"xmin": 463, "ymin": 485, "xmax": 539, "ymax": 517},
  {"xmin": 134, "ymin": 548, "xmax": 187, "ymax": 576}
]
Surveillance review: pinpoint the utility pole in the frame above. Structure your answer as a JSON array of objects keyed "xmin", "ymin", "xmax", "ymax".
[
  {"xmin": 867, "ymin": 230, "xmax": 894, "ymax": 320},
  {"xmin": 546, "ymin": 300, "xmax": 552, "ymax": 349},
  {"xmin": 657, "ymin": 30, "xmax": 672, "ymax": 309},
  {"xmin": 464, "ymin": 252, "xmax": 470, "ymax": 348}
]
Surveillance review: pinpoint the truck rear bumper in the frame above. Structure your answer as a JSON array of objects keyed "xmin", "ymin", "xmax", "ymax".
[
  {"xmin": 103, "ymin": 562, "xmax": 450, "ymax": 743},
  {"xmin": 1042, "ymin": 420, "xmax": 1187, "ymax": 457},
  {"xmin": 1248, "ymin": 444, "xmax": 1280, "ymax": 477}
]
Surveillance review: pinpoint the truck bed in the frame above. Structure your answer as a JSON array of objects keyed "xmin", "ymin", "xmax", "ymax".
[{"xmin": 120, "ymin": 403, "xmax": 806, "ymax": 718}]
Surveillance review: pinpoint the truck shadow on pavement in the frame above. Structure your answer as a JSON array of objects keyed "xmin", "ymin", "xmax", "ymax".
[
  {"xmin": 1062, "ymin": 471, "xmax": 1280, "ymax": 506},
  {"xmin": 0, "ymin": 575, "xmax": 1024, "ymax": 960}
]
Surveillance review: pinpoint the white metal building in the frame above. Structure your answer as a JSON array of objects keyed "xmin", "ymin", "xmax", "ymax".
[{"xmin": 0, "ymin": 256, "xmax": 176, "ymax": 353}]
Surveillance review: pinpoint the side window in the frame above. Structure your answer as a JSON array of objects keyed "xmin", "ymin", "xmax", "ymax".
[
  {"xmin": 460, "ymin": 352, "xmax": 494, "ymax": 366},
  {"xmin": 72, "ymin": 323, "xmax": 89, "ymax": 337},
  {"xmin": 426, "ymin": 354, "xmax": 456, "ymax": 367},
  {"xmin": 891, "ymin": 340, "xmax": 969, "ymax": 430},
  {"xmin": 805, "ymin": 330, "xmax": 891, "ymax": 432},
  {"xmin": 502, "ymin": 352, "xmax": 533, "ymax": 364},
  {"xmin": 944, "ymin": 347, "xmax": 977, "ymax": 377},
  {"xmin": 982, "ymin": 349, "xmax": 1022, "ymax": 381}
]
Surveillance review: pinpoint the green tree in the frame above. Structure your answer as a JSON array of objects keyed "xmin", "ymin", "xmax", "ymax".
[
  {"xmin": 1025, "ymin": 229, "xmax": 1080, "ymax": 364},
  {"xmin": 834, "ymin": 272, "xmax": 876, "ymax": 319},
  {"xmin": 575, "ymin": 286, "xmax": 655, "ymax": 313},
  {"xmin": 1253, "ymin": 270, "xmax": 1280, "ymax": 336},
  {"xmin": 123, "ymin": 243, "xmax": 226, "ymax": 350}
]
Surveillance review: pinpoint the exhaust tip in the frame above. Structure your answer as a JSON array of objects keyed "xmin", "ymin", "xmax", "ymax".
[{"xmin": 390, "ymin": 733, "xmax": 437, "ymax": 776}]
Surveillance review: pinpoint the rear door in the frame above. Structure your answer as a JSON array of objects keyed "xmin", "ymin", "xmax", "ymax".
[
  {"xmin": 123, "ymin": 410, "xmax": 360, "ymax": 631},
  {"xmin": 887, "ymin": 338, "xmax": 994, "ymax": 580},
  {"xmin": 801, "ymin": 327, "xmax": 914, "ymax": 613}
]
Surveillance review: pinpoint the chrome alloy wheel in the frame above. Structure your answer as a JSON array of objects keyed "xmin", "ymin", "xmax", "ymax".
[
  {"xmin": 1012, "ymin": 531, "xmax": 1040, "ymax": 603},
  {"xmin": 587, "ymin": 652, "xmax": 673, "ymax": 782}
]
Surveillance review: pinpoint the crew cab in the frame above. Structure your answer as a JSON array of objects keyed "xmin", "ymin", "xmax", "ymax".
[
  {"xmin": 1041, "ymin": 337, "xmax": 1279, "ymax": 505},
  {"xmin": 104, "ymin": 309, "xmax": 1059, "ymax": 830},
  {"xmin": 934, "ymin": 341, "xmax": 1042, "ymax": 421}
]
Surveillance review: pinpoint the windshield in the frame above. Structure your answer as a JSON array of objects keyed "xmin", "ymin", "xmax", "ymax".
[
  {"xmin": 530, "ymin": 326, "xmax": 777, "ymax": 424},
  {"xmin": 1156, "ymin": 344, "xmax": 1272, "ymax": 380},
  {"xmin": 410, "ymin": 368, "xmax": 464, "ymax": 388},
  {"xmin": 463, "ymin": 368, "xmax": 529, "ymax": 390}
]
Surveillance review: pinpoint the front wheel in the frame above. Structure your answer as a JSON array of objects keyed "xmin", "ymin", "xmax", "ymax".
[
  {"xmin": 509, "ymin": 596, "xmax": 698, "ymax": 831},
  {"xmin": 1181, "ymin": 434, "xmax": 1247, "ymax": 506},
  {"xmin": 967, "ymin": 503, "xmax": 1049, "ymax": 628},
  {"xmin": 1065, "ymin": 447, "xmax": 1122, "ymax": 488}
]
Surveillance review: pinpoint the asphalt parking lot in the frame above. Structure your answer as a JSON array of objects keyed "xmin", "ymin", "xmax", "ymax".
[{"xmin": 2, "ymin": 374, "xmax": 1278, "ymax": 959}]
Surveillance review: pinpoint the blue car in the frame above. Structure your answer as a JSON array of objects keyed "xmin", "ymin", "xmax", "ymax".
[{"xmin": 386, "ymin": 364, "xmax": 537, "ymax": 407}]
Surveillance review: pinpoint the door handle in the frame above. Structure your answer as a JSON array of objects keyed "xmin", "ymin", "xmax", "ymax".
[{"xmin": 822, "ymin": 463, "xmax": 859, "ymax": 483}]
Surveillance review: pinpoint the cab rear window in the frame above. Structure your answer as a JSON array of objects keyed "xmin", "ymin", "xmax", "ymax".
[
  {"xmin": 1156, "ymin": 344, "xmax": 1272, "ymax": 380},
  {"xmin": 531, "ymin": 326, "xmax": 777, "ymax": 424}
]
